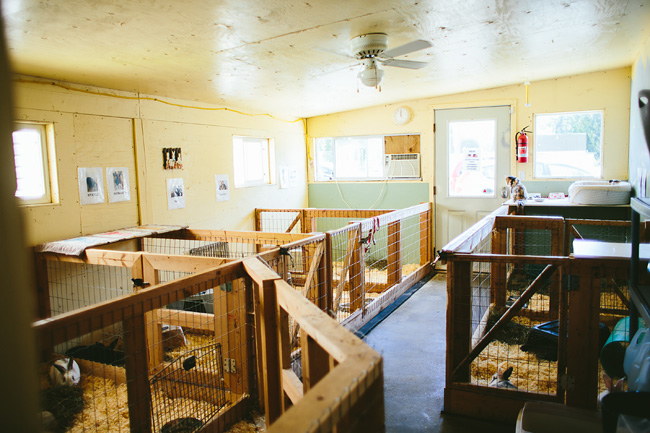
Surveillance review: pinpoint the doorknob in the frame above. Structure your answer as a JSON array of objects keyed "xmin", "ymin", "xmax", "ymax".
[{"xmin": 501, "ymin": 186, "xmax": 508, "ymax": 199}]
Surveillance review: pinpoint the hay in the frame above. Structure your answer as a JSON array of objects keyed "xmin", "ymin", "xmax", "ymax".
[
  {"xmin": 56, "ymin": 332, "xmax": 242, "ymax": 432},
  {"xmin": 471, "ymin": 341, "xmax": 558, "ymax": 394},
  {"xmin": 471, "ymin": 340, "xmax": 614, "ymax": 397}
]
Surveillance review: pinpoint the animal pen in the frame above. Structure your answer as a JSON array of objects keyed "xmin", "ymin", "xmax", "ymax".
[
  {"xmin": 32, "ymin": 203, "xmax": 432, "ymax": 432},
  {"xmin": 441, "ymin": 206, "xmax": 645, "ymax": 422}
]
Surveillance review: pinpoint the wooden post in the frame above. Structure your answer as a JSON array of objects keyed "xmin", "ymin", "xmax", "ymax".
[
  {"xmin": 491, "ymin": 226, "xmax": 507, "ymax": 307},
  {"xmin": 446, "ymin": 260, "xmax": 471, "ymax": 383},
  {"xmin": 301, "ymin": 333, "xmax": 330, "ymax": 392},
  {"xmin": 279, "ymin": 306, "xmax": 292, "ymax": 410},
  {"xmin": 33, "ymin": 252, "xmax": 51, "ymax": 319},
  {"xmin": 349, "ymin": 228, "xmax": 365, "ymax": 313},
  {"xmin": 140, "ymin": 256, "xmax": 162, "ymax": 370},
  {"xmin": 316, "ymin": 243, "xmax": 328, "ymax": 313},
  {"xmin": 245, "ymin": 259, "xmax": 283, "ymax": 424},
  {"xmin": 325, "ymin": 234, "xmax": 334, "ymax": 317},
  {"xmin": 566, "ymin": 264, "xmax": 600, "ymax": 410},
  {"xmin": 549, "ymin": 222, "xmax": 563, "ymax": 320},
  {"xmin": 227, "ymin": 279, "xmax": 247, "ymax": 396},
  {"xmin": 387, "ymin": 221, "xmax": 402, "ymax": 287},
  {"xmin": 255, "ymin": 208, "xmax": 262, "ymax": 232},
  {"xmin": 420, "ymin": 204, "xmax": 432, "ymax": 265},
  {"xmin": 123, "ymin": 310, "xmax": 152, "ymax": 433}
]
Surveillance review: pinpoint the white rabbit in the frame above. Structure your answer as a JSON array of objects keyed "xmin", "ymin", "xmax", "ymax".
[
  {"xmin": 598, "ymin": 372, "xmax": 624, "ymax": 408},
  {"xmin": 489, "ymin": 366, "xmax": 518, "ymax": 389},
  {"xmin": 49, "ymin": 357, "xmax": 80, "ymax": 386}
]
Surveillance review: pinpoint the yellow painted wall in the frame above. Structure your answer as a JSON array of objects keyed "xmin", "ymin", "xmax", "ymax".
[
  {"xmin": 307, "ymin": 67, "xmax": 631, "ymax": 189},
  {"xmin": 14, "ymin": 78, "xmax": 308, "ymax": 246}
]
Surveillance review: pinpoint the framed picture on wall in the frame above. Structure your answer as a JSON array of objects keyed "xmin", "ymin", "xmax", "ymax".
[
  {"xmin": 167, "ymin": 178, "xmax": 185, "ymax": 210},
  {"xmin": 78, "ymin": 167, "xmax": 105, "ymax": 205},
  {"xmin": 215, "ymin": 174, "xmax": 230, "ymax": 201},
  {"xmin": 106, "ymin": 167, "xmax": 131, "ymax": 203}
]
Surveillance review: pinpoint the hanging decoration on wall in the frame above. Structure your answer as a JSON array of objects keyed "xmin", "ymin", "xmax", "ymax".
[
  {"xmin": 106, "ymin": 167, "xmax": 131, "ymax": 203},
  {"xmin": 167, "ymin": 178, "xmax": 185, "ymax": 210},
  {"xmin": 163, "ymin": 147, "xmax": 183, "ymax": 170},
  {"xmin": 78, "ymin": 167, "xmax": 105, "ymax": 205},
  {"xmin": 279, "ymin": 166, "xmax": 298, "ymax": 189},
  {"xmin": 215, "ymin": 174, "xmax": 230, "ymax": 202}
]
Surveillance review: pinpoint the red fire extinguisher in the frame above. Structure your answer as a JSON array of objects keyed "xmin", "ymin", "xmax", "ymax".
[{"xmin": 515, "ymin": 126, "xmax": 530, "ymax": 163}]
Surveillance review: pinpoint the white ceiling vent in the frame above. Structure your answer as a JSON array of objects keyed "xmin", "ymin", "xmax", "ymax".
[{"xmin": 385, "ymin": 154, "xmax": 420, "ymax": 179}]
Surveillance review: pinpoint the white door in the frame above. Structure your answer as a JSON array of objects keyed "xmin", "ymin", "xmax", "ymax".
[{"xmin": 434, "ymin": 106, "xmax": 511, "ymax": 252}]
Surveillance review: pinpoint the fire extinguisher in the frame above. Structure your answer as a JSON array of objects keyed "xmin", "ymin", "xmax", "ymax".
[{"xmin": 515, "ymin": 126, "xmax": 530, "ymax": 163}]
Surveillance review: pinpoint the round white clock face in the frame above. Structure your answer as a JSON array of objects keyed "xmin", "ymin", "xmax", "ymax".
[{"xmin": 393, "ymin": 107, "xmax": 411, "ymax": 125}]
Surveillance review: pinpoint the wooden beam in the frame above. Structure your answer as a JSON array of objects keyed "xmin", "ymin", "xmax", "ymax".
[
  {"xmin": 33, "ymin": 260, "xmax": 245, "ymax": 349},
  {"xmin": 276, "ymin": 280, "xmax": 371, "ymax": 364},
  {"xmin": 387, "ymin": 221, "xmax": 402, "ymax": 287},
  {"xmin": 143, "ymin": 253, "xmax": 228, "ymax": 273},
  {"xmin": 123, "ymin": 311, "xmax": 152, "ymax": 433},
  {"xmin": 282, "ymin": 368, "xmax": 303, "ymax": 404},
  {"xmin": 285, "ymin": 213, "xmax": 301, "ymax": 234},
  {"xmin": 566, "ymin": 264, "xmax": 600, "ymax": 410},
  {"xmin": 349, "ymin": 228, "xmax": 364, "ymax": 313},
  {"xmin": 301, "ymin": 333, "xmax": 330, "ymax": 392},
  {"xmin": 447, "ymin": 261, "xmax": 472, "ymax": 384},
  {"xmin": 157, "ymin": 309, "xmax": 215, "ymax": 332}
]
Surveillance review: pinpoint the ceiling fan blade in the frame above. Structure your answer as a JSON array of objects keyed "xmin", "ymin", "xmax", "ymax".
[
  {"xmin": 379, "ymin": 39, "xmax": 432, "ymax": 59},
  {"xmin": 379, "ymin": 58, "xmax": 428, "ymax": 69}
]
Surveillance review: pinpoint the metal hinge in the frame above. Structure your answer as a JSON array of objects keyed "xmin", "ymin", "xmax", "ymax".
[{"xmin": 433, "ymin": 186, "xmax": 437, "ymax": 195}]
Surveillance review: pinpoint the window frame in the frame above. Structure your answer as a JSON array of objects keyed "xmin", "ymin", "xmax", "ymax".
[
  {"xmin": 533, "ymin": 110, "xmax": 604, "ymax": 180},
  {"xmin": 232, "ymin": 135, "xmax": 276, "ymax": 188},
  {"xmin": 12, "ymin": 121, "xmax": 58, "ymax": 205},
  {"xmin": 314, "ymin": 134, "xmax": 418, "ymax": 182}
]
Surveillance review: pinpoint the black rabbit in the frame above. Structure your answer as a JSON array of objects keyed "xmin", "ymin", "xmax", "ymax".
[{"xmin": 66, "ymin": 338, "xmax": 125, "ymax": 366}]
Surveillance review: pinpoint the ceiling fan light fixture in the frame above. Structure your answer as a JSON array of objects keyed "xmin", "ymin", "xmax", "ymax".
[{"xmin": 358, "ymin": 60, "xmax": 384, "ymax": 87}]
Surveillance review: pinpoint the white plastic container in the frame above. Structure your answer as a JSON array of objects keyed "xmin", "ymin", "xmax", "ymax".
[
  {"xmin": 625, "ymin": 327, "xmax": 650, "ymax": 392},
  {"xmin": 568, "ymin": 180, "xmax": 631, "ymax": 205}
]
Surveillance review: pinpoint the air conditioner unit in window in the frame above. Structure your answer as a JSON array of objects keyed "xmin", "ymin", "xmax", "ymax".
[{"xmin": 385, "ymin": 154, "xmax": 420, "ymax": 179}]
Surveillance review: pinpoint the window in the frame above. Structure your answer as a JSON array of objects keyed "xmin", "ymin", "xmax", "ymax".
[
  {"xmin": 12, "ymin": 122, "xmax": 57, "ymax": 204},
  {"xmin": 233, "ymin": 136, "xmax": 275, "ymax": 187},
  {"xmin": 534, "ymin": 110, "xmax": 603, "ymax": 179},
  {"xmin": 314, "ymin": 135, "xmax": 398, "ymax": 181}
]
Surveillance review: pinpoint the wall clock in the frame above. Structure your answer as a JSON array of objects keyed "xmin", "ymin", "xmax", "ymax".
[{"xmin": 393, "ymin": 106, "xmax": 411, "ymax": 125}]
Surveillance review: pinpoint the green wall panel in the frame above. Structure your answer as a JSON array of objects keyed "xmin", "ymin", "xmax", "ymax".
[{"xmin": 308, "ymin": 182, "xmax": 430, "ymax": 210}]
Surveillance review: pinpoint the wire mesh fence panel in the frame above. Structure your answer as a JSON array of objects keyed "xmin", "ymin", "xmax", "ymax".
[
  {"xmin": 47, "ymin": 261, "xmax": 133, "ymax": 316},
  {"xmin": 257, "ymin": 210, "xmax": 302, "ymax": 233},
  {"xmin": 450, "ymin": 259, "xmax": 564, "ymax": 397},
  {"xmin": 150, "ymin": 342, "xmax": 226, "ymax": 432},
  {"xmin": 36, "ymin": 264, "xmax": 251, "ymax": 433},
  {"xmin": 329, "ymin": 224, "xmax": 361, "ymax": 323}
]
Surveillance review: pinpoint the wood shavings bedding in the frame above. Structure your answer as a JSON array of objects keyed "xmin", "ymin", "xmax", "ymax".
[
  {"xmin": 42, "ymin": 332, "xmax": 256, "ymax": 432},
  {"xmin": 470, "ymin": 341, "xmax": 612, "ymax": 396}
]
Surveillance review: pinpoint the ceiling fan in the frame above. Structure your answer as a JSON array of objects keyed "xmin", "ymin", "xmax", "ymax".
[{"xmin": 350, "ymin": 33, "xmax": 432, "ymax": 89}]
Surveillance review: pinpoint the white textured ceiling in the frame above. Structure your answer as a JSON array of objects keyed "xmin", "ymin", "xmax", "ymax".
[{"xmin": 2, "ymin": 0, "xmax": 650, "ymax": 119}]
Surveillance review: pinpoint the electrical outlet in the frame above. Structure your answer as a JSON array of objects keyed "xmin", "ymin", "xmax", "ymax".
[{"xmin": 223, "ymin": 358, "xmax": 236, "ymax": 374}]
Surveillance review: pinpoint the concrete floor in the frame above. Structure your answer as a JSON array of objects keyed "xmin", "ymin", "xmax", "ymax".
[{"xmin": 363, "ymin": 272, "xmax": 515, "ymax": 433}]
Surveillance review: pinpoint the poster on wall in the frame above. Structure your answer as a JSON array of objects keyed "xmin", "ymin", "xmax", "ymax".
[
  {"xmin": 279, "ymin": 166, "xmax": 298, "ymax": 189},
  {"xmin": 78, "ymin": 167, "xmax": 105, "ymax": 205},
  {"xmin": 215, "ymin": 174, "xmax": 230, "ymax": 202},
  {"xmin": 167, "ymin": 178, "xmax": 185, "ymax": 210},
  {"xmin": 106, "ymin": 167, "xmax": 131, "ymax": 203}
]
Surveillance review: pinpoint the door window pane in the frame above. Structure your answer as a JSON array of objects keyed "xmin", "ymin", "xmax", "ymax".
[{"xmin": 448, "ymin": 119, "xmax": 496, "ymax": 197}]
